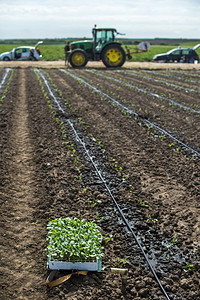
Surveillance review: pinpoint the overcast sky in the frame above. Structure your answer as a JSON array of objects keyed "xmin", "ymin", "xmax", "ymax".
[{"xmin": 0, "ymin": 0, "xmax": 199, "ymax": 39}]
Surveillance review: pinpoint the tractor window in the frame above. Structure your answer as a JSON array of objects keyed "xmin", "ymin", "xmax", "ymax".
[
  {"xmin": 106, "ymin": 31, "xmax": 114, "ymax": 42},
  {"xmin": 96, "ymin": 30, "xmax": 114, "ymax": 44},
  {"xmin": 96, "ymin": 31, "xmax": 105, "ymax": 44}
]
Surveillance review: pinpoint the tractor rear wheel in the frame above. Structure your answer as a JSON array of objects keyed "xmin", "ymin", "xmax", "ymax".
[
  {"xmin": 101, "ymin": 44, "xmax": 126, "ymax": 68},
  {"xmin": 69, "ymin": 49, "xmax": 88, "ymax": 68}
]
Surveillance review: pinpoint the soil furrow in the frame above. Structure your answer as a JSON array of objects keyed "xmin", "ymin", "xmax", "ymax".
[{"xmin": 0, "ymin": 69, "xmax": 46, "ymax": 299}]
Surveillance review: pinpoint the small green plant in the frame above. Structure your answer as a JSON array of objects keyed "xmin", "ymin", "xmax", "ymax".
[
  {"xmin": 88, "ymin": 199, "xmax": 102, "ymax": 208},
  {"xmin": 129, "ymin": 184, "xmax": 134, "ymax": 193},
  {"xmin": 160, "ymin": 135, "xmax": 164, "ymax": 141},
  {"xmin": 165, "ymin": 237, "xmax": 177, "ymax": 249},
  {"xmin": 74, "ymin": 156, "xmax": 79, "ymax": 164},
  {"xmin": 95, "ymin": 212, "xmax": 106, "ymax": 223},
  {"xmin": 76, "ymin": 173, "xmax": 82, "ymax": 183},
  {"xmin": 146, "ymin": 123, "xmax": 151, "ymax": 130},
  {"xmin": 184, "ymin": 263, "xmax": 194, "ymax": 272},
  {"xmin": 147, "ymin": 218, "xmax": 158, "ymax": 225},
  {"xmin": 122, "ymin": 174, "xmax": 128, "ymax": 181},
  {"xmin": 103, "ymin": 234, "xmax": 113, "ymax": 244},
  {"xmin": 169, "ymin": 143, "xmax": 175, "ymax": 147},
  {"xmin": 82, "ymin": 186, "xmax": 88, "ymax": 193},
  {"xmin": 116, "ymin": 256, "xmax": 129, "ymax": 268},
  {"xmin": 186, "ymin": 156, "xmax": 194, "ymax": 161},
  {"xmin": 139, "ymin": 198, "xmax": 149, "ymax": 207}
]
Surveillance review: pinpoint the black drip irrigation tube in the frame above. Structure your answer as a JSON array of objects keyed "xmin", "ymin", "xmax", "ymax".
[
  {"xmin": 61, "ymin": 69, "xmax": 200, "ymax": 159},
  {"xmin": 35, "ymin": 68, "xmax": 171, "ymax": 300}
]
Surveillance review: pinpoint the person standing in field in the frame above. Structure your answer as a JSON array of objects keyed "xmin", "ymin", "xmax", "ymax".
[
  {"xmin": 29, "ymin": 48, "xmax": 35, "ymax": 60},
  {"xmin": 64, "ymin": 41, "xmax": 70, "ymax": 66}
]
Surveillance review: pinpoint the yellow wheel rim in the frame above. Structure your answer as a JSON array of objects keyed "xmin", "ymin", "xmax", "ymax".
[
  {"xmin": 71, "ymin": 52, "xmax": 86, "ymax": 67},
  {"xmin": 105, "ymin": 48, "xmax": 123, "ymax": 66}
]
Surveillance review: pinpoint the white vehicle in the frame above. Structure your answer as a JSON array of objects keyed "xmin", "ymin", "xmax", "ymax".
[{"xmin": 0, "ymin": 41, "xmax": 43, "ymax": 61}]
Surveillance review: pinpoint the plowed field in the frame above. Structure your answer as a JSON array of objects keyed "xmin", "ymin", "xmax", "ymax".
[{"xmin": 0, "ymin": 66, "xmax": 199, "ymax": 300}]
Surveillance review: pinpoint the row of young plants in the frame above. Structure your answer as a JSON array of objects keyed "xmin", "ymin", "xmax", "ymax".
[
  {"xmin": 60, "ymin": 69, "xmax": 199, "ymax": 160},
  {"xmin": 0, "ymin": 69, "xmax": 14, "ymax": 106},
  {"xmin": 139, "ymin": 69, "xmax": 200, "ymax": 87},
  {"xmin": 140, "ymin": 69, "xmax": 200, "ymax": 89},
  {"xmin": 170, "ymin": 69, "xmax": 200, "ymax": 80},
  {"xmin": 33, "ymin": 68, "xmax": 86, "ymax": 188},
  {"xmin": 118, "ymin": 69, "xmax": 200, "ymax": 95},
  {"xmin": 89, "ymin": 69, "xmax": 200, "ymax": 115}
]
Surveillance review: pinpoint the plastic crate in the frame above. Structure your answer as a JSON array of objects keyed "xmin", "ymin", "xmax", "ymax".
[{"xmin": 47, "ymin": 257, "xmax": 102, "ymax": 271}]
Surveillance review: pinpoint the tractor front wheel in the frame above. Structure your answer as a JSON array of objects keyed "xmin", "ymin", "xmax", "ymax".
[
  {"xmin": 101, "ymin": 44, "xmax": 126, "ymax": 68},
  {"xmin": 69, "ymin": 49, "xmax": 88, "ymax": 68}
]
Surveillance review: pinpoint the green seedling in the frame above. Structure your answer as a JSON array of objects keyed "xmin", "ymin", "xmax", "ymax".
[
  {"xmin": 76, "ymin": 173, "xmax": 82, "ymax": 183},
  {"xmin": 103, "ymin": 234, "xmax": 113, "ymax": 244},
  {"xmin": 186, "ymin": 156, "xmax": 194, "ymax": 161},
  {"xmin": 169, "ymin": 143, "xmax": 175, "ymax": 147},
  {"xmin": 146, "ymin": 123, "xmax": 151, "ymax": 130},
  {"xmin": 122, "ymin": 174, "xmax": 128, "ymax": 181},
  {"xmin": 129, "ymin": 185, "xmax": 134, "ymax": 193},
  {"xmin": 165, "ymin": 237, "xmax": 177, "ymax": 249},
  {"xmin": 160, "ymin": 135, "xmax": 164, "ymax": 141},
  {"xmin": 139, "ymin": 198, "xmax": 149, "ymax": 207},
  {"xmin": 31, "ymin": 221, "xmax": 39, "ymax": 225},
  {"xmin": 184, "ymin": 263, "xmax": 194, "ymax": 272},
  {"xmin": 74, "ymin": 156, "xmax": 79, "ymax": 164},
  {"xmin": 96, "ymin": 212, "xmax": 106, "ymax": 223},
  {"xmin": 116, "ymin": 257, "xmax": 129, "ymax": 268},
  {"xmin": 108, "ymin": 157, "xmax": 115, "ymax": 162},
  {"xmin": 82, "ymin": 186, "xmax": 88, "ymax": 193},
  {"xmin": 147, "ymin": 218, "xmax": 158, "ymax": 225},
  {"xmin": 88, "ymin": 200, "xmax": 102, "ymax": 208}
]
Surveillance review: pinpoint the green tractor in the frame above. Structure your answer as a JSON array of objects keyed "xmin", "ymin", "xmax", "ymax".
[{"xmin": 67, "ymin": 26, "xmax": 150, "ymax": 68}]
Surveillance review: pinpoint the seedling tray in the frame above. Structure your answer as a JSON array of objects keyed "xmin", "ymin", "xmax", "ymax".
[
  {"xmin": 47, "ymin": 257, "xmax": 102, "ymax": 271},
  {"xmin": 47, "ymin": 218, "xmax": 104, "ymax": 272}
]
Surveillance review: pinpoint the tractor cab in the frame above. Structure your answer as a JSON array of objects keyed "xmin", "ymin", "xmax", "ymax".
[{"xmin": 92, "ymin": 27, "xmax": 117, "ymax": 52}]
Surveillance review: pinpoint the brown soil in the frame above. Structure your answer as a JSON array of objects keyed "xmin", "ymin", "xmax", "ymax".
[{"xmin": 0, "ymin": 67, "xmax": 199, "ymax": 300}]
